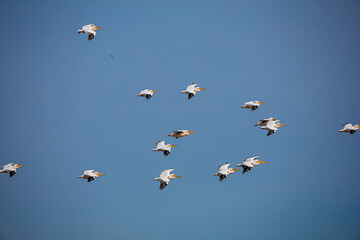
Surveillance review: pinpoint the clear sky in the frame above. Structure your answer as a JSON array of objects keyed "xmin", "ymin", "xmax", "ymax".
[{"xmin": 0, "ymin": 0, "xmax": 360, "ymax": 239}]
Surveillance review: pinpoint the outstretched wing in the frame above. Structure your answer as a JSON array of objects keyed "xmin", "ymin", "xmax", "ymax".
[
  {"xmin": 159, "ymin": 180, "xmax": 168, "ymax": 190},
  {"xmin": 156, "ymin": 141, "xmax": 166, "ymax": 148},
  {"xmin": 218, "ymin": 163, "xmax": 230, "ymax": 173},
  {"xmin": 160, "ymin": 169, "xmax": 173, "ymax": 180}
]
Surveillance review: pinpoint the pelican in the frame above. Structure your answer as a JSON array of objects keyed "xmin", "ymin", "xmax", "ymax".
[
  {"xmin": 168, "ymin": 130, "xmax": 196, "ymax": 139},
  {"xmin": 137, "ymin": 89, "xmax": 158, "ymax": 100},
  {"xmin": 255, "ymin": 117, "xmax": 278, "ymax": 126},
  {"xmin": 180, "ymin": 83, "xmax": 206, "ymax": 99},
  {"xmin": 77, "ymin": 24, "xmax": 103, "ymax": 41},
  {"xmin": 0, "ymin": 163, "xmax": 24, "ymax": 177},
  {"xmin": 339, "ymin": 123, "xmax": 360, "ymax": 135},
  {"xmin": 241, "ymin": 101, "xmax": 266, "ymax": 111},
  {"xmin": 154, "ymin": 168, "xmax": 182, "ymax": 190},
  {"xmin": 78, "ymin": 170, "xmax": 105, "ymax": 182},
  {"xmin": 213, "ymin": 163, "xmax": 240, "ymax": 181},
  {"xmin": 152, "ymin": 141, "xmax": 178, "ymax": 156},
  {"xmin": 237, "ymin": 156, "xmax": 268, "ymax": 174},
  {"xmin": 261, "ymin": 121, "xmax": 287, "ymax": 136}
]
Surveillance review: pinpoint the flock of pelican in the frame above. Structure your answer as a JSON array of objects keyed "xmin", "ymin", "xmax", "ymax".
[{"xmin": 1, "ymin": 24, "xmax": 358, "ymax": 191}]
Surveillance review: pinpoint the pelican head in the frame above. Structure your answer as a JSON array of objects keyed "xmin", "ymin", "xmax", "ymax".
[
  {"xmin": 228, "ymin": 168, "xmax": 240, "ymax": 174},
  {"xmin": 95, "ymin": 172, "xmax": 106, "ymax": 177},
  {"xmin": 195, "ymin": 87, "xmax": 207, "ymax": 92},
  {"xmin": 14, "ymin": 164, "xmax": 24, "ymax": 169},
  {"xmin": 91, "ymin": 25, "xmax": 103, "ymax": 31},
  {"xmin": 256, "ymin": 101, "xmax": 266, "ymax": 105},
  {"xmin": 167, "ymin": 144, "xmax": 178, "ymax": 149},
  {"xmin": 254, "ymin": 160, "xmax": 269, "ymax": 166},
  {"xmin": 276, "ymin": 122, "xmax": 287, "ymax": 128},
  {"xmin": 170, "ymin": 173, "xmax": 182, "ymax": 179},
  {"xmin": 355, "ymin": 125, "xmax": 360, "ymax": 130}
]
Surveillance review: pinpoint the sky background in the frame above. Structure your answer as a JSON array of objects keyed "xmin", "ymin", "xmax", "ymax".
[{"xmin": 0, "ymin": 0, "xmax": 360, "ymax": 239}]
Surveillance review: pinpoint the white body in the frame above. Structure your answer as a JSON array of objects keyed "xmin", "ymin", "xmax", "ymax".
[
  {"xmin": 78, "ymin": 170, "xmax": 105, "ymax": 182},
  {"xmin": 154, "ymin": 169, "xmax": 181, "ymax": 190},
  {"xmin": 0, "ymin": 163, "xmax": 17, "ymax": 173},
  {"xmin": 236, "ymin": 156, "xmax": 268, "ymax": 174},
  {"xmin": 152, "ymin": 141, "xmax": 177, "ymax": 156},
  {"xmin": 261, "ymin": 121, "xmax": 286, "ymax": 136},
  {"xmin": 255, "ymin": 117, "xmax": 278, "ymax": 126},
  {"xmin": 168, "ymin": 130, "xmax": 195, "ymax": 139},
  {"xmin": 339, "ymin": 123, "xmax": 359, "ymax": 135},
  {"xmin": 137, "ymin": 89, "xmax": 158, "ymax": 100},
  {"xmin": 78, "ymin": 24, "xmax": 102, "ymax": 41},
  {"xmin": 0, "ymin": 163, "xmax": 23, "ymax": 177},
  {"xmin": 213, "ymin": 163, "xmax": 239, "ymax": 181},
  {"xmin": 241, "ymin": 101, "xmax": 266, "ymax": 111},
  {"xmin": 181, "ymin": 83, "xmax": 206, "ymax": 99}
]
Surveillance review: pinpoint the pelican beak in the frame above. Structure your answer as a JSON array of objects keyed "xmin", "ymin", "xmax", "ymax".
[
  {"xmin": 233, "ymin": 168, "xmax": 241, "ymax": 171},
  {"xmin": 17, "ymin": 165, "xmax": 24, "ymax": 167},
  {"xmin": 174, "ymin": 174, "xmax": 182, "ymax": 178},
  {"xmin": 97, "ymin": 172, "xmax": 106, "ymax": 176},
  {"xmin": 259, "ymin": 102, "xmax": 266, "ymax": 105},
  {"xmin": 151, "ymin": 90, "xmax": 159, "ymax": 93},
  {"xmin": 256, "ymin": 161, "xmax": 269, "ymax": 164},
  {"xmin": 95, "ymin": 27, "xmax": 103, "ymax": 30},
  {"xmin": 187, "ymin": 131, "xmax": 196, "ymax": 134},
  {"xmin": 170, "ymin": 145, "xmax": 178, "ymax": 147},
  {"xmin": 280, "ymin": 124, "xmax": 287, "ymax": 126},
  {"xmin": 199, "ymin": 88, "xmax": 207, "ymax": 90}
]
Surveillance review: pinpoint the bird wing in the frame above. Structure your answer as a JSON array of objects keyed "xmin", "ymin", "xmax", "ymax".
[
  {"xmin": 186, "ymin": 84, "xmax": 197, "ymax": 92},
  {"xmin": 160, "ymin": 169, "xmax": 173, "ymax": 180},
  {"xmin": 173, "ymin": 130, "xmax": 185, "ymax": 134},
  {"xmin": 140, "ymin": 89, "xmax": 150, "ymax": 95},
  {"xmin": 156, "ymin": 141, "xmax": 166, "ymax": 149},
  {"xmin": 218, "ymin": 163, "xmax": 230, "ymax": 173},
  {"xmin": 265, "ymin": 121, "xmax": 277, "ymax": 131},
  {"xmin": 83, "ymin": 170, "xmax": 95, "ymax": 176},
  {"xmin": 3, "ymin": 163, "xmax": 15, "ymax": 171},
  {"xmin": 342, "ymin": 123, "xmax": 353, "ymax": 129}
]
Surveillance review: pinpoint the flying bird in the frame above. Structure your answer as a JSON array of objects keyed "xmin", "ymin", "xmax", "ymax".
[
  {"xmin": 78, "ymin": 24, "xmax": 103, "ymax": 41},
  {"xmin": 168, "ymin": 130, "xmax": 196, "ymax": 139},
  {"xmin": 213, "ymin": 163, "xmax": 240, "ymax": 181},
  {"xmin": 154, "ymin": 168, "xmax": 182, "ymax": 190},
  {"xmin": 0, "ymin": 163, "xmax": 24, "ymax": 177},
  {"xmin": 254, "ymin": 117, "xmax": 278, "ymax": 126},
  {"xmin": 237, "ymin": 156, "xmax": 268, "ymax": 174},
  {"xmin": 78, "ymin": 170, "xmax": 105, "ymax": 182},
  {"xmin": 241, "ymin": 101, "xmax": 266, "ymax": 111},
  {"xmin": 180, "ymin": 83, "xmax": 206, "ymax": 99},
  {"xmin": 339, "ymin": 123, "xmax": 360, "ymax": 135},
  {"xmin": 152, "ymin": 141, "xmax": 178, "ymax": 156},
  {"xmin": 137, "ymin": 89, "xmax": 158, "ymax": 100},
  {"xmin": 261, "ymin": 121, "xmax": 287, "ymax": 136}
]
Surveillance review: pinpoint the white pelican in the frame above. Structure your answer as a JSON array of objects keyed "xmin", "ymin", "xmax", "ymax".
[
  {"xmin": 78, "ymin": 170, "xmax": 105, "ymax": 182},
  {"xmin": 77, "ymin": 24, "xmax": 103, "ymax": 41},
  {"xmin": 152, "ymin": 141, "xmax": 178, "ymax": 156},
  {"xmin": 180, "ymin": 83, "xmax": 206, "ymax": 99},
  {"xmin": 261, "ymin": 121, "xmax": 287, "ymax": 136},
  {"xmin": 154, "ymin": 168, "xmax": 182, "ymax": 190},
  {"xmin": 0, "ymin": 163, "xmax": 24, "ymax": 178},
  {"xmin": 213, "ymin": 163, "xmax": 240, "ymax": 181},
  {"xmin": 339, "ymin": 123, "xmax": 360, "ymax": 135},
  {"xmin": 236, "ymin": 156, "xmax": 268, "ymax": 174},
  {"xmin": 241, "ymin": 101, "xmax": 266, "ymax": 111},
  {"xmin": 254, "ymin": 117, "xmax": 278, "ymax": 126},
  {"xmin": 168, "ymin": 130, "xmax": 196, "ymax": 139},
  {"xmin": 136, "ymin": 89, "xmax": 158, "ymax": 100}
]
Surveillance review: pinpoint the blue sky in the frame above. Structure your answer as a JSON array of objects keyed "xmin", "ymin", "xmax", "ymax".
[{"xmin": 0, "ymin": 0, "xmax": 360, "ymax": 239}]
